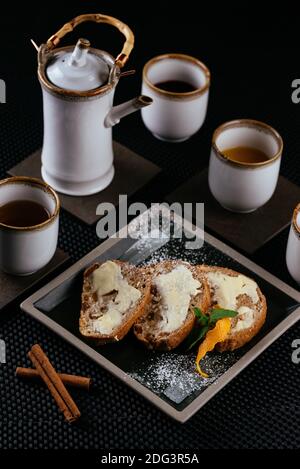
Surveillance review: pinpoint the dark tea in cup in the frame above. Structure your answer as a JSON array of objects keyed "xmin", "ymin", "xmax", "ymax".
[
  {"xmin": 154, "ymin": 80, "xmax": 197, "ymax": 93},
  {"xmin": 0, "ymin": 200, "xmax": 50, "ymax": 227}
]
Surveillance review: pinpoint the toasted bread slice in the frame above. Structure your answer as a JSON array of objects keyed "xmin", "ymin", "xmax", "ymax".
[
  {"xmin": 79, "ymin": 260, "xmax": 151, "ymax": 344},
  {"xmin": 133, "ymin": 260, "xmax": 211, "ymax": 351},
  {"xmin": 199, "ymin": 265, "xmax": 267, "ymax": 351}
]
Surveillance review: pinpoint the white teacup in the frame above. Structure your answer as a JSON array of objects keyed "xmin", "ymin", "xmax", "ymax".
[
  {"xmin": 141, "ymin": 53, "xmax": 210, "ymax": 142},
  {"xmin": 208, "ymin": 119, "xmax": 283, "ymax": 213},
  {"xmin": 286, "ymin": 203, "xmax": 300, "ymax": 284},
  {"xmin": 0, "ymin": 177, "xmax": 60, "ymax": 275}
]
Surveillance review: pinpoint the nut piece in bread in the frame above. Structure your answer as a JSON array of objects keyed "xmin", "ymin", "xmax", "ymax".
[
  {"xmin": 79, "ymin": 260, "xmax": 151, "ymax": 344},
  {"xmin": 134, "ymin": 260, "xmax": 211, "ymax": 351},
  {"xmin": 199, "ymin": 265, "xmax": 267, "ymax": 351}
]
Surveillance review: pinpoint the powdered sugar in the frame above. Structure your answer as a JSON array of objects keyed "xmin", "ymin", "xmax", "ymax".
[
  {"xmin": 129, "ymin": 350, "xmax": 239, "ymax": 404},
  {"xmin": 140, "ymin": 237, "xmax": 211, "ymax": 267}
]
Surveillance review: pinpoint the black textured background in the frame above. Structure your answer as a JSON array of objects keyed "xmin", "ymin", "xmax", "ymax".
[{"xmin": 0, "ymin": 1, "xmax": 300, "ymax": 449}]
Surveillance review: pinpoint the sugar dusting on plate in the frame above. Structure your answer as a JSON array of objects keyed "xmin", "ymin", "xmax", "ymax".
[{"xmin": 129, "ymin": 351, "xmax": 238, "ymax": 404}]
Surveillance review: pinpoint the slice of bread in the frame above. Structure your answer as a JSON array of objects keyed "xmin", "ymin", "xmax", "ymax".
[
  {"xmin": 79, "ymin": 260, "xmax": 151, "ymax": 344},
  {"xmin": 133, "ymin": 260, "xmax": 211, "ymax": 351},
  {"xmin": 199, "ymin": 265, "xmax": 267, "ymax": 351}
]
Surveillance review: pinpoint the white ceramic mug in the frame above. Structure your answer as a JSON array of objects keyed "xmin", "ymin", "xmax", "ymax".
[
  {"xmin": 0, "ymin": 177, "xmax": 60, "ymax": 275},
  {"xmin": 141, "ymin": 53, "xmax": 210, "ymax": 142},
  {"xmin": 286, "ymin": 203, "xmax": 300, "ymax": 284},
  {"xmin": 208, "ymin": 119, "xmax": 283, "ymax": 213}
]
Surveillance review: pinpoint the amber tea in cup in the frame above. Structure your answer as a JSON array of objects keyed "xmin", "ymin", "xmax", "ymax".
[
  {"xmin": 208, "ymin": 119, "xmax": 283, "ymax": 213},
  {"xmin": 222, "ymin": 146, "xmax": 269, "ymax": 164}
]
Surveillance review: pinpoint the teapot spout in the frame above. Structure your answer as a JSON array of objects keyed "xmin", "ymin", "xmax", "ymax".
[{"xmin": 104, "ymin": 95, "xmax": 153, "ymax": 128}]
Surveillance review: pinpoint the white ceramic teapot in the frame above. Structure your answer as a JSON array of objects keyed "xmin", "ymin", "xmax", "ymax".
[{"xmin": 36, "ymin": 13, "xmax": 152, "ymax": 196}]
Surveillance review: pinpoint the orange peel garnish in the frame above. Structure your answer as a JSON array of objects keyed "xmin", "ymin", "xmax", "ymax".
[{"xmin": 196, "ymin": 318, "xmax": 231, "ymax": 378}]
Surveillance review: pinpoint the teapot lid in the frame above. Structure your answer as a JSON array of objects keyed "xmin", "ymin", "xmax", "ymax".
[{"xmin": 46, "ymin": 38, "xmax": 110, "ymax": 91}]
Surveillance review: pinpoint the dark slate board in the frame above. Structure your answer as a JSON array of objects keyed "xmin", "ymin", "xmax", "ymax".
[
  {"xmin": 166, "ymin": 168, "xmax": 300, "ymax": 254},
  {"xmin": 8, "ymin": 142, "xmax": 161, "ymax": 225},
  {"xmin": 0, "ymin": 248, "xmax": 69, "ymax": 310}
]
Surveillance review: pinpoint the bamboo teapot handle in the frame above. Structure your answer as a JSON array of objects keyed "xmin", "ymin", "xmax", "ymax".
[{"xmin": 45, "ymin": 13, "xmax": 134, "ymax": 68}]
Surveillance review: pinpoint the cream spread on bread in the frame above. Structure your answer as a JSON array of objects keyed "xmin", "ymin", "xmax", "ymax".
[
  {"xmin": 233, "ymin": 306, "xmax": 254, "ymax": 331},
  {"xmin": 91, "ymin": 261, "xmax": 141, "ymax": 334},
  {"xmin": 154, "ymin": 265, "xmax": 200, "ymax": 333},
  {"xmin": 206, "ymin": 271, "xmax": 259, "ymax": 330}
]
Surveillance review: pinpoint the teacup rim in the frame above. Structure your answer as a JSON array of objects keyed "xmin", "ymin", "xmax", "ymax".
[
  {"xmin": 212, "ymin": 119, "xmax": 283, "ymax": 168},
  {"xmin": 292, "ymin": 203, "xmax": 300, "ymax": 236},
  {"xmin": 0, "ymin": 176, "xmax": 60, "ymax": 231},
  {"xmin": 143, "ymin": 53, "xmax": 211, "ymax": 99}
]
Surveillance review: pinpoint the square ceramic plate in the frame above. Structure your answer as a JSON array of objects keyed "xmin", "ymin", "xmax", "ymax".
[{"xmin": 21, "ymin": 206, "xmax": 300, "ymax": 422}]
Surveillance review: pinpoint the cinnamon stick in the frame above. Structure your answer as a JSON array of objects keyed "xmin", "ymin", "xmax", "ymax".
[
  {"xmin": 16, "ymin": 367, "xmax": 91, "ymax": 391},
  {"xmin": 28, "ymin": 344, "xmax": 81, "ymax": 423}
]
